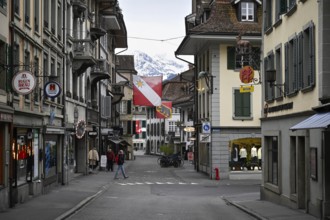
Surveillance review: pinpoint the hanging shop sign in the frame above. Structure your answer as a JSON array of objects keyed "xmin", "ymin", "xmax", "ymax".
[
  {"xmin": 75, "ymin": 119, "xmax": 86, "ymax": 139},
  {"xmin": 44, "ymin": 81, "xmax": 62, "ymax": 98},
  {"xmin": 240, "ymin": 85, "xmax": 254, "ymax": 93},
  {"xmin": 239, "ymin": 66, "xmax": 254, "ymax": 84},
  {"xmin": 12, "ymin": 71, "xmax": 36, "ymax": 95}
]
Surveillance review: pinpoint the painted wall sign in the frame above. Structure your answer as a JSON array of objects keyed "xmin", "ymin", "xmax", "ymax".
[
  {"xmin": 12, "ymin": 71, "xmax": 36, "ymax": 95},
  {"xmin": 44, "ymin": 81, "xmax": 62, "ymax": 98}
]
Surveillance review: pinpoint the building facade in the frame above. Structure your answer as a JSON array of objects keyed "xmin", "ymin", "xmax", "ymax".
[
  {"xmin": 176, "ymin": 0, "xmax": 262, "ymax": 179},
  {"xmin": 261, "ymin": 0, "xmax": 330, "ymax": 218},
  {"xmin": 0, "ymin": 0, "xmax": 127, "ymax": 211}
]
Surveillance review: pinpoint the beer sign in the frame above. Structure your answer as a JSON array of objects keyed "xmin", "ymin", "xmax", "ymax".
[
  {"xmin": 12, "ymin": 71, "xmax": 36, "ymax": 95},
  {"xmin": 44, "ymin": 81, "xmax": 61, "ymax": 98}
]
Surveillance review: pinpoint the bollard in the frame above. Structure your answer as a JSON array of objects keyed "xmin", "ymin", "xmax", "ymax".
[{"xmin": 214, "ymin": 167, "xmax": 220, "ymax": 180}]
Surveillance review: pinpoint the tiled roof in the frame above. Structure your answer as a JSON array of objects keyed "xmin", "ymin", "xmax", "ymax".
[
  {"xmin": 190, "ymin": 0, "xmax": 262, "ymax": 35},
  {"xmin": 116, "ymin": 55, "xmax": 137, "ymax": 73}
]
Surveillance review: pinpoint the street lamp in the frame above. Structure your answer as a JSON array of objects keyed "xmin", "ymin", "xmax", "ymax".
[{"xmin": 265, "ymin": 69, "xmax": 285, "ymax": 95}]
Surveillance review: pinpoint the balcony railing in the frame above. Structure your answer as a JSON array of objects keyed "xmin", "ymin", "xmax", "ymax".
[{"xmin": 73, "ymin": 39, "xmax": 94, "ymax": 57}]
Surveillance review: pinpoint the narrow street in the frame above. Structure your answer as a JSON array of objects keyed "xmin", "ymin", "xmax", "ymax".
[{"xmin": 67, "ymin": 155, "xmax": 259, "ymax": 220}]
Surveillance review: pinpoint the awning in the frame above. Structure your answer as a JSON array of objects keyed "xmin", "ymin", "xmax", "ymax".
[
  {"xmin": 290, "ymin": 112, "xmax": 330, "ymax": 131},
  {"xmin": 109, "ymin": 139, "xmax": 131, "ymax": 146}
]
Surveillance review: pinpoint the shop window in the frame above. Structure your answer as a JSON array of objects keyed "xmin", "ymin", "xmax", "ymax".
[
  {"xmin": 0, "ymin": 127, "xmax": 3, "ymax": 185},
  {"xmin": 265, "ymin": 136, "xmax": 279, "ymax": 185},
  {"xmin": 44, "ymin": 140, "xmax": 57, "ymax": 178},
  {"xmin": 13, "ymin": 132, "xmax": 34, "ymax": 185}
]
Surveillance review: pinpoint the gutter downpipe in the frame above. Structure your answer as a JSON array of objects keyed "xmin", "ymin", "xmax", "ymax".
[{"xmin": 62, "ymin": 0, "xmax": 67, "ymax": 185}]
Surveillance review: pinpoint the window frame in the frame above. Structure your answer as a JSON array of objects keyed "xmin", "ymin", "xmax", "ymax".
[{"xmin": 241, "ymin": 2, "xmax": 254, "ymax": 22}]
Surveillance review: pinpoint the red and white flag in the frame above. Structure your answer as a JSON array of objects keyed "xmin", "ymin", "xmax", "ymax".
[
  {"xmin": 156, "ymin": 101, "xmax": 172, "ymax": 119},
  {"xmin": 133, "ymin": 75, "xmax": 162, "ymax": 106}
]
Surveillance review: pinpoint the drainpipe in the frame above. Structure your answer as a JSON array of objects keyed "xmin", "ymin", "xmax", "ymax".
[{"xmin": 62, "ymin": 0, "xmax": 67, "ymax": 185}]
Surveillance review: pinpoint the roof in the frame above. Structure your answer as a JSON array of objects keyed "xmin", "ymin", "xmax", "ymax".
[
  {"xmin": 116, "ymin": 55, "xmax": 137, "ymax": 74},
  {"xmin": 176, "ymin": 0, "xmax": 262, "ymax": 55},
  {"xmin": 290, "ymin": 112, "xmax": 330, "ymax": 131}
]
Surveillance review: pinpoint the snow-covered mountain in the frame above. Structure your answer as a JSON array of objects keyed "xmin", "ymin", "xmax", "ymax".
[{"xmin": 131, "ymin": 50, "xmax": 189, "ymax": 80}]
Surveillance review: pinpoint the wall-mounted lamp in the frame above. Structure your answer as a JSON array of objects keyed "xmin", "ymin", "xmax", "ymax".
[
  {"xmin": 265, "ymin": 69, "xmax": 285, "ymax": 95},
  {"xmin": 198, "ymin": 71, "xmax": 214, "ymax": 94}
]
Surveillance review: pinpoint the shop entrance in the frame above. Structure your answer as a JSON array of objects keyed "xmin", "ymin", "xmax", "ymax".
[{"xmin": 229, "ymin": 137, "xmax": 261, "ymax": 171}]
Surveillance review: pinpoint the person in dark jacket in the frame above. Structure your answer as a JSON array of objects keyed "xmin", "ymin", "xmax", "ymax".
[
  {"xmin": 114, "ymin": 150, "xmax": 128, "ymax": 179},
  {"xmin": 106, "ymin": 148, "xmax": 115, "ymax": 172}
]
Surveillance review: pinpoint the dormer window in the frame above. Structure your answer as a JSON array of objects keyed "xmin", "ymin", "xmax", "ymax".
[{"xmin": 241, "ymin": 2, "xmax": 254, "ymax": 21}]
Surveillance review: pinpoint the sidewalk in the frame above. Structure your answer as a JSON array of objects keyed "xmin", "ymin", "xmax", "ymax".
[{"xmin": 0, "ymin": 159, "xmax": 319, "ymax": 220}]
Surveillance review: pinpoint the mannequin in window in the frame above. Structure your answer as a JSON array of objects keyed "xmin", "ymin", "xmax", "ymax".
[
  {"xmin": 251, "ymin": 145, "xmax": 258, "ymax": 164},
  {"xmin": 239, "ymin": 146, "xmax": 247, "ymax": 169},
  {"xmin": 258, "ymin": 147, "xmax": 262, "ymax": 170},
  {"xmin": 231, "ymin": 146, "xmax": 238, "ymax": 162}
]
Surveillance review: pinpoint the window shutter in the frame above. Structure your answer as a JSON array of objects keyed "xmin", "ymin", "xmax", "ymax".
[
  {"xmin": 297, "ymin": 32, "xmax": 303, "ymax": 89},
  {"xmin": 127, "ymin": 121, "xmax": 132, "ymax": 135},
  {"xmin": 227, "ymin": 47, "xmax": 235, "ymax": 70},
  {"xmin": 293, "ymin": 36, "xmax": 298, "ymax": 92},
  {"xmin": 309, "ymin": 23, "xmax": 315, "ymax": 86},
  {"xmin": 127, "ymin": 100, "xmax": 132, "ymax": 114},
  {"xmin": 284, "ymin": 42, "xmax": 289, "ymax": 95}
]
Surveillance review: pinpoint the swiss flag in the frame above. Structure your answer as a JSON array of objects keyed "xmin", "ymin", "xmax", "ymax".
[{"xmin": 133, "ymin": 75, "xmax": 162, "ymax": 106}]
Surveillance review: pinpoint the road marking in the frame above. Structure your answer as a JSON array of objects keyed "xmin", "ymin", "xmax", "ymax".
[{"xmin": 115, "ymin": 182, "xmax": 199, "ymax": 186}]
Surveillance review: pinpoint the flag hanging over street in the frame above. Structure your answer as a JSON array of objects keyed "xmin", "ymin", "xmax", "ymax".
[
  {"xmin": 156, "ymin": 101, "xmax": 172, "ymax": 119},
  {"xmin": 133, "ymin": 75, "xmax": 162, "ymax": 106}
]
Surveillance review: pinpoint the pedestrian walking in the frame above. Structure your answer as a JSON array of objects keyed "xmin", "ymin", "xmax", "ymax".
[
  {"xmin": 114, "ymin": 150, "xmax": 128, "ymax": 179},
  {"xmin": 106, "ymin": 148, "xmax": 115, "ymax": 172},
  {"xmin": 88, "ymin": 147, "xmax": 99, "ymax": 173}
]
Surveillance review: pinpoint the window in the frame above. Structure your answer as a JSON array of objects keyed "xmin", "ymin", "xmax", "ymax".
[
  {"xmin": 0, "ymin": 0, "xmax": 6, "ymax": 9},
  {"xmin": 120, "ymin": 101, "xmax": 127, "ymax": 114},
  {"xmin": 34, "ymin": 0, "xmax": 39, "ymax": 32},
  {"xmin": 266, "ymin": 136, "xmax": 278, "ymax": 185},
  {"xmin": 44, "ymin": 0, "xmax": 49, "ymax": 28},
  {"xmin": 25, "ymin": 0, "xmax": 30, "ymax": 24},
  {"xmin": 265, "ymin": 52, "xmax": 275, "ymax": 101},
  {"xmin": 57, "ymin": 2, "xmax": 62, "ymax": 39},
  {"xmin": 241, "ymin": 2, "xmax": 254, "ymax": 21},
  {"xmin": 234, "ymin": 89, "xmax": 251, "ymax": 118},
  {"xmin": 14, "ymin": 0, "xmax": 19, "ymax": 14},
  {"xmin": 51, "ymin": 0, "xmax": 56, "ymax": 34},
  {"xmin": 264, "ymin": 0, "xmax": 272, "ymax": 31},
  {"xmin": 169, "ymin": 121, "xmax": 176, "ymax": 132},
  {"xmin": 275, "ymin": 46, "xmax": 283, "ymax": 98},
  {"xmin": 284, "ymin": 36, "xmax": 298, "ymax": 95}
]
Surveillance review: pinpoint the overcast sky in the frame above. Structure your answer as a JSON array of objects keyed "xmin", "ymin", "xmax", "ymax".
[{"xmin": 117, "ymin": 0, "xmax": 193, "ymax": 61}]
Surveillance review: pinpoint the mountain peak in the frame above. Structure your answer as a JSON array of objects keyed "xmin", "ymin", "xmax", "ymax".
[{"xmin": 131, "ymin": 50, "xmax": 189, "ymax": 80}]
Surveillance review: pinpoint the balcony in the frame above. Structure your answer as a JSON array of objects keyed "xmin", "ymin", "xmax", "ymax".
[
  {"xmin": 72, "ymin": 0, "xmax": 87, "ymax": 18},
  {"xmin": 100, "ymin": 11, "xmax": 121, "ymax": 31},
  {"xmin": 91, "ymin": 59, "xmax": 110, "ymax": 86},
  {"xmin": 72, "ymin": 39, "xmax": 96, "ymax": 76},
  {"xmin": 90, "ymin": 24, "xmax": 106, "ymax": 42}
]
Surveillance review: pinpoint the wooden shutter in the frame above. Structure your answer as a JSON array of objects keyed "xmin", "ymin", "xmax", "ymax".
[
  {"xmin": 309, "ymin": 23, "xmax": 315, "ymax": 86},
  {"xmin": 293, "ymin": 36, "xmax": 298, "ymax": 92},
  {"xmin": 227, "ymin": 47, "xmax": 235, "ymax": 70},
  {"xmin": 127, "ymin": 100, "xmax": 131, "ymax": 114},
  {"xmin": 297, "ymin": 32, "xmax": 303, "ymax": 89},
  {"xmin": 284, "ymin": 42, "xmax": 289, "ymax": 94}
]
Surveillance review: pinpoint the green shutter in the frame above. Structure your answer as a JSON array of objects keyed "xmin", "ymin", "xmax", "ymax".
[
  {"xmin": 227, "ymin": 47, "xmax": 235, "ymax": 70},
  {"xmin": 127, "ymin": 100, "xmax": 131, "ymax": 114},
  {"xmin": 309, "ymin": 23, "xmax": 315, "ymax": 86}
]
